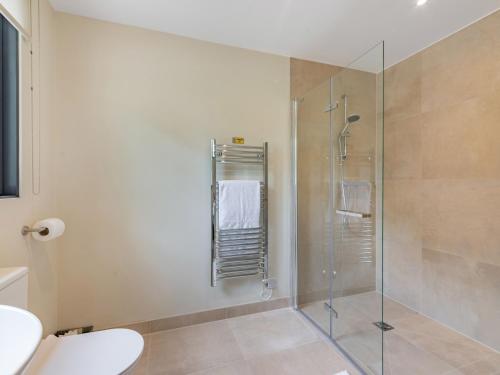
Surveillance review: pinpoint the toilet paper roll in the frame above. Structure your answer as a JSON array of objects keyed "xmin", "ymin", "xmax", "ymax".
[{"xmin": 31, "ymin": 218, "xmax": 65, "ymax": 242}]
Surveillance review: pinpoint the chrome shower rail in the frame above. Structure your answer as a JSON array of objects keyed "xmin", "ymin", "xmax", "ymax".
[{"xmin": 211, "ymin": 139, "xmax": 268, "ymax": 286}]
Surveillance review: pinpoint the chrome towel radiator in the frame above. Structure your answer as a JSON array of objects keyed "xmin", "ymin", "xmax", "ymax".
[{"xmin": 211, "ymin": 139, "xmax": 268, "ymax": 287}]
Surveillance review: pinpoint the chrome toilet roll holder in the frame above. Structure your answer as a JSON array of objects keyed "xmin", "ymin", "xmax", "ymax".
[{"xmin": 21, "ymin": 226, "xmax": 49, "ymax": 236}]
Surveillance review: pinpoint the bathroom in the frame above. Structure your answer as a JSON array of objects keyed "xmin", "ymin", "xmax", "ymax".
[{"xmin": 0, "ymin": 0, "xmax": 499, "ymax": 374}]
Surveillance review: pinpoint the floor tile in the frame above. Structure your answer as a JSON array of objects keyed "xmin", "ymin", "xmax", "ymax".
[
  {"xmin": 130, "ymin": 334, "xmax": 151, "ymax": 375},
  {"xmin": 394, "ymin": 314, "xmax": 495, "ymax": 369},
  {"xmin": 384, "ymin": 331, "xmax": 456, "ymax": 375},
  {"xmin": 187, "ymin": 360, "xmax": 254, "ymax": 375},
  {"xmin": 336, "ymin": 328, "xmax": 383, "ymax": 375},
  {"xmin": 147, "ymin": 320, "xmax": 244, "ymax": 374},
  {"xmin": 248, "ymin": 341, "xmax": 361, "ymax": 375},
  {"xmin": 300, "ymin": 301, "xmax": 330, "ymax": 334},
  {"xmin": 131, "ymin": 294, "xmax": 500, "ymax": 375},
  {"xmin": 228, "ymin": 308, "xmax": 319, "ymax": 359},
  {"xmin": 444, "ymin": 353, "xmax": 500, "ymax": 375}
]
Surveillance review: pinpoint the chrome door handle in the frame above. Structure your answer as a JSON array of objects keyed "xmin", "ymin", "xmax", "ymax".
[{"xmin": 324, "ymin": 302, "xmax": 339, "ymax": 319}]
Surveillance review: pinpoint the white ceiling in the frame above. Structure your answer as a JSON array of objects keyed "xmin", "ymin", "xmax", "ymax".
[{"xmin": 48, "ymin": 0, "xmax": 500, "ymax": 69}]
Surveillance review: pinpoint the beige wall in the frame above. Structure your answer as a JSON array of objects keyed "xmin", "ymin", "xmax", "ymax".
[
  {"xmin": 0, "ymin": 0, "xmax": 58, "ymax": 335},
  {"xmin": 52, "ymin": 13, "xmax": 291, "ymax": 330},
  {"xmin": 384, "ymin": 10, "xmax": 500, "ymax": 350}
]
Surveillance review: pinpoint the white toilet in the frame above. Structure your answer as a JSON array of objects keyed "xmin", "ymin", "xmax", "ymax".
[{"xmin": 0, "ymin": 267, "xmax": 144, "ymax": 375}]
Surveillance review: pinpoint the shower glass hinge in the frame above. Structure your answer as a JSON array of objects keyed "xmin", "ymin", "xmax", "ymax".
[
  {"xmin": 324, "ymin": 302, "xmax": 339, "ymax": 319},
  {"xmin": 373, "ymin": 321, "xmax": 394, "ymax": 331},
  {"xmin": 323, "ymin": 102, "xmax": 339, "ymax": 112}
]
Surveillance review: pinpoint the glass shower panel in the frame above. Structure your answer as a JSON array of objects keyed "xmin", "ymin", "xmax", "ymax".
[
  {"xmin": 330, "ymin": 43, "xmax": 384, "ymax": 374},
  {"xmin": 295, "ymin": 78, "xmax": 333, "ymax": 334}
]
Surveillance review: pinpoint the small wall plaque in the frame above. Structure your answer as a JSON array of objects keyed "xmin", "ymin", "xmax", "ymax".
[{"xmin": 232, "ymin": 137, "xmax": 245, "ymax": 144}]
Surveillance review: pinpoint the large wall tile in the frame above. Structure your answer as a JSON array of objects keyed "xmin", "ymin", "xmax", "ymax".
[
  {"xmin": 421, "ymin": 249, "xmax": 479, "ymax": 343},
  {"xmin": 384, "ymin": 10, "xmax": 500, "ymax": 351},
  {"xmin": 384, "ymin": 180, "xmax": 422, "ymax": 245},
  {"xmin": 473, "ymin": 262, "xmax": 500, "ymax": 350},
  {"xmin": 383, "ymin": 180, "xmax": 422, "ymax": 310},
  {"xmin": 290, "ymin": 58, "xmax": 341, "ymax": 99},
  {"xmin": 421, "ymin": 11, "xmax": 500, "ymax": 113},
  {"xmin": 421, "ymin": 96, "xmax": 500, "ymax": 179},
  {"xmin": 384, "ymin": 114, "xmax": 422, "ymax": 179},
  {"xmin": 421, "ymin": 249, "xmax": 500, "ymax": 350},
  {"xmin": 422, "ymin": 179, "xmax": 500, "ymax": 266},
  {"xmin": 384, "ymin": 54, "xmax": 422, "ymax": 124}
]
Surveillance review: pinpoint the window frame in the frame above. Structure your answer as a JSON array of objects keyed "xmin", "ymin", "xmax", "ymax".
[{"xmin": 0, "ymin": 13, "xmax": 20, "ymax": 199}]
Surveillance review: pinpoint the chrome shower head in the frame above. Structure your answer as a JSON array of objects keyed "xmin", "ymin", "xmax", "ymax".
[
  {"xmin": 347, "ymin": 114, "xmax": 361, "ymax": 124},
  {"xmin": 340, "ymin": 114, "xmax": 361, "ymax": 137}
]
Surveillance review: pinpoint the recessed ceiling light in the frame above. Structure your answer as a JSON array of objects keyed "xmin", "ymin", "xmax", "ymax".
[{"xmin": 417, "ymin": 0, "xmax": 428, "ymax": 6}]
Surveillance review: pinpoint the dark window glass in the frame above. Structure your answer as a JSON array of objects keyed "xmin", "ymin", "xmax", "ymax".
[{"xmin": 0, "ymin": 14, "xmax": 19, "ymax": 197}]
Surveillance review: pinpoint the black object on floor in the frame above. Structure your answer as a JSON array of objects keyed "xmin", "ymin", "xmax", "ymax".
[{"xmin": 373, "ymin": 321, "xmax": 394, "ymax": 331}]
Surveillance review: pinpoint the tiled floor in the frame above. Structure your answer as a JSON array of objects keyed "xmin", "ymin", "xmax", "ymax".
[
  {"xmin": 301, "ymin": 292, "xmax": 500, "ymax": 375},
  {"xmin": 131, "ymin": 308, "xmax": 360, "ymax": 375},
  {"xmin": 130, "ymin": 293, "xmax": 500, "ymax": 375}
]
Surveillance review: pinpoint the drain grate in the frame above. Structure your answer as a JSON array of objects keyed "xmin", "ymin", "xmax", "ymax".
[{"xmin": 373, "ymin": 321, "xmax": 394, "ymax": 331}]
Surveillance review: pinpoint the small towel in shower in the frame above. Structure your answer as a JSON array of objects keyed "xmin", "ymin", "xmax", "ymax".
[
  {"xmin": 218, "ymin": 180, "xmax": 261, "ymax": 230},
  {"xmin": 342, "ymin": 180, "xmax": 371, "ymax": 214}
]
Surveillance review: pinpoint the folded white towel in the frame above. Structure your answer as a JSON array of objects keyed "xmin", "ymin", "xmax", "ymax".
[
  {"xmin": 218, "ymin": 180, "xmax": 261, "ymax": 230},
  {"xmin": 342, "ymin": 180, "xmax": 371, "ymax": 214},
  {"xmin": 334, "ymin": 371, "xmax": 350, "ymax": 375}
]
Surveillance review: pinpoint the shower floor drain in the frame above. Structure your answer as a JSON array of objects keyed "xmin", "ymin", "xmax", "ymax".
[{"xmin": 373, "ymin": 321, "xmax": 394, "ymax": 331}]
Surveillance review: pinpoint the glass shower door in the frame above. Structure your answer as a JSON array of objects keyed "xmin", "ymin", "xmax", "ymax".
[
  {"xmin": 293, "ymin": 42, "xmax": 384, "ymax": 374},
  {"xmin": 294, "ymin": 78, "xmax": 334, "ymax": 334},
  {"xmin": 330, "ymin": 43, "xmax": 384, "ymax": 374}
]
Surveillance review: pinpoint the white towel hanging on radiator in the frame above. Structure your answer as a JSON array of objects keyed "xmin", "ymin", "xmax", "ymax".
[{"xmin": 218, "ymin": 180, "xmax": 261, "ymax": 230}]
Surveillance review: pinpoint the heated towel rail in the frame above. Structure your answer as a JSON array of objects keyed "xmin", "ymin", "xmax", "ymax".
[{"xmin": 211, "ymin": 139, "xmax": 268, "ymax": 286}]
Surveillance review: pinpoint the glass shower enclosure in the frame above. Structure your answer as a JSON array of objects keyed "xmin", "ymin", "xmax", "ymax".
[{"xmin": 291, "ymin": 43, "xmax": 384, "ymax": 374}]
